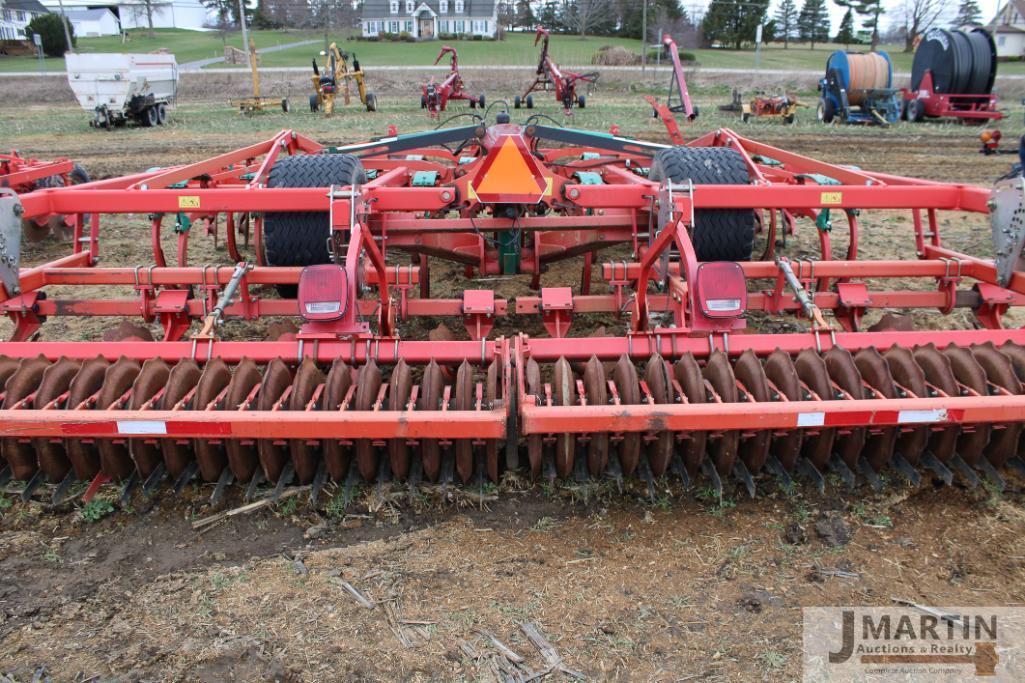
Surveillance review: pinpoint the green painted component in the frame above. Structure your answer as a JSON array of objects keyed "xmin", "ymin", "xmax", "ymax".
[
  {"xmin": 752, "ymin": 154, "xmax": 783, "ymax": 166},
  {"xmin": 816, "ymin": 209, "xmax": 832, "ymax": 232},
  {"xmin": 174, "ymin": 212, "xmax": 192, "ymax": 234},
  {"xmin": 412, "ymin": 170, "xmax": 439, "ymax": 187},
  {"xmin": 365, "ymin": 169, "xmax": 378, "ymax": 179},
  {"xmin": 572, "ymin": 171, "xmax": 603, "ymax": 185},
  {"xmin": 562, "ymin": 126, "xmax": 614, "ymax": 139},
  {"xmin": 497, "ymin": 229, "xmax": 520, "ymax": 275},
  {"xmin": 240, "ymin": 172, "xmax": 255, "ymax": 181},
  {"xmin": 798, "ymin": 173, "xmax": 841, "ymax": 186},
  {"xmin": 580, "ymin": 152, "xmax": 601, "ymax": 160},
  {"xmin": 458, "ymin": 156, "xmax": 477, "ymax": 165}
]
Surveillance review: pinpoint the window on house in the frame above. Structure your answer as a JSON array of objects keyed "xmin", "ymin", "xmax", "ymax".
[
  {"xmin": 455, "ymin": 0, "xmax": 464, "ymax": 12},
  {"xmin": 406, "ymin": 0, "xmax": 414, "ymax": 12},
  {"xmin": 455, "ymin": 20, "xmax": 465, "ymax": 32},
  {"xmin": 2, "ymin": 10, "xmax": 11, "ymax": 21},
  {"xmin": 440, "ymin": 0, "xmax": 448, "ymax": 11},
  {"xmin": 999, "ymin": 35, "xmax": 1007, "ymax": 46},
  {"xmin": 390, "ymin": 20, "xmax": 400, "ymax": 32},
  {"xmin": 440, "ymin": 20, "xmax": 449, "ymax": 32},
  {"xmin": 16, "ymin": 10, "xmax": 25, "ymax": 21},
  {"xmin": 390, "ymin": 1, "xmax": 398, "ymax": 14},
  {"xmin": 405, "ymin": 20, "xmax": 413, "ymax": 32}
]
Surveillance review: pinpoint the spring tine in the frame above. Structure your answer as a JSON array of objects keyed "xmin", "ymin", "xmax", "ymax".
[
  {"xmin": 797, "ymin": 458, "xmax": 826, "ymax": 494},
  {"xmin": 1006, "ymin": 456, "xmax": 1025, "ymax": 478},
  {"xmin": 309, "ymin": 461, "xmax": 327, "ymax": 506},
  {"xmin": 20, "ymin": 470, "xmax": 43, "ymax": 503},
  {"xmin": 142, "ymin": 462, "xmax": 167, "ymax": 498},
  {"xmin": 890, "ymin": 453, "xmax": 921, "ymax": 487},
  {"xmin": 732, "ymin": 460, "xmax": 756, "ymax": 499},
  {"xmin": 858, "ymin": 459, "xmax": 883, "ymax": 492},
  {"xmin": 211, "ymin": 468, "xmax": 234, "ymax": 507},
  {"xmin": 921, "ymin": 452, "xmax": 954, "ymax": 486},
  {"xmin": 268, "ymin": 462, "xmax": 295, "ymax": 502},
  {"xmin": 948, "ymin": 454, "xmax": 980, "ymax": 490},
  {"xmin": 0, "ymin": 466, "xmax": 11, "ymax": 487},
  {"xmin": 173, "ymin": 461, "xmax": 198, "ymax": 496},
  {"xmin": 700, "ymin": 458, "xmax": 723, "ymax": 500},
  {"xmin": 50, "ymin": 470, "xmax": 76, "ymax": 506},
  {"xmin": 245, "ymin": 469, "xmax": 266, "ymax": 502},
  {"xmin": 765, "ymin": 455, "xmax": 793, "ymax": 489},
  {"xmin": 828, "ymin": 454, "xmax": 857, "ymax": 490},
  {"xmin": 638, "ymin": 455, "xmax": 655, "ymax": 501},
  {"xmin": 118, "ymin": 470, "xmax": 139, "ymax": 507},
  {"xmin": 977, "ymin": 458, "xmax": 1006, "ymax": 493},
  {"xmin": 670, "ymin": 452, "xmax": 690, "ymax": 487},
  {"xmin": 605, "ymin": 453, "xmax": 623, "ymax": 492},
  {"xmin": 82, "ymin": 472, "xmax": 110, "ymax": 503}
]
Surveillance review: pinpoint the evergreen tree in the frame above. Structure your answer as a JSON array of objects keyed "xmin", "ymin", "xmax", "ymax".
[
  {"xmin": 701, "ymin": 0, "xmax": 770, "ymax": 50},
  {"xmin": 798, "ymin": 0, "xmax": 830, "ymax": 49},
  {"xmin": 835, "ymin": 8, "xmax": 855, "ymax": 45},
  {"xmin": 835, "ymin": 0, "xmax": 884, "ymax": 49},
  {"xmin": 953, "ymin": 0, "xmax": 983, "ymax": 28},
  {"xmin": 774, "ymin": 0, "xmax": 798, "ymax": 48},
  {"xmin": 513, "ymin": 0, "xmax": 536, "ymax": 29},
  {"xmin": 620, "ymin": 0, "xmax": 685, "ymax": 40}
]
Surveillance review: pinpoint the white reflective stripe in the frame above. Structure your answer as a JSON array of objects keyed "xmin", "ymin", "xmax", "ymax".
[
  {"xmin": 897, "ymin": 409, "xmax": 947, "ymax": 424},
  {"xmin": 797, "ymin": 412, "xmax": 825, "ymax": 427},
  {"xmin": 116, "ymin": 420, "xmax": 167, "ymax": 435}
]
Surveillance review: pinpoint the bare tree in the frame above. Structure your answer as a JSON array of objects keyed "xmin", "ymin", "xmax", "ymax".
[
  {"xmin": 895, "ymin": 0, "xmax": 947, "ymax": 52},
  {"xmin": 561, "ymin": 0, "xmax": 618, "ymax": 38}
]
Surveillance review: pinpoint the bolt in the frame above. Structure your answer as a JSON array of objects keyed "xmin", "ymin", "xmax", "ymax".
[
  {"xmin": 569, "ymin": 188, "xmax": 580, "ymax": 199},
  {"xmin": 441, "ymin": 190, "xmax": 452, "ymax": 202},
  {"xmin": 12, "ymin": 205, "xmax": 23, "ymax": 217}
]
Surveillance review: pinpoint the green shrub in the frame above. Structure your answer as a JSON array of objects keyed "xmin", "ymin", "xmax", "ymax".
[{"xmin": 26, "ymin": 13, "xmax": 75, "ymax": 57}]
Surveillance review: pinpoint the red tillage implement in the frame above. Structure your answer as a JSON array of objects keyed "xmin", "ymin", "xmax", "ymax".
[
  {"xmin": 514, "ymin": 27, "xmax": 598, "ymax": 115},
  {"xmin": 1, "ymin": 151, "xmax": 90, "ymax": 242},
  {"xmin": 421, "ymin": 46, "xmax": 484, "ymax": 118},
  {"xmin": 3, "ymin": 117, "xmax": 1025, "ymax": 506}
]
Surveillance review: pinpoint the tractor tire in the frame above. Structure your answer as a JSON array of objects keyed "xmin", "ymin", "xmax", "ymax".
[
  {"xmin": 514, "ymin": 95, "xmax": 521, "ymax": 109},
  {"xmin": 577, "ymin": 94, "xmax": 585, "ymax": 108},
  {"xmin": 281, "ymin": 98, "xmax": 291, "ymax": 113},
  {"xmin": 648, "ymin": 147, "xmax": 755, "ymax": 262},
  {"xmin": 907, "ymin": 98, "xmax": 924, "ymax": 123},
  {"xmin": 421, "ymin": 95, "xmax": 427, "ymax": 109},
  {"xmin": 365, "ymin": 92, "xmax": 378, "ymax": 112},
  {"xmin": 741, "ymin": 112, "xmax": 750, "ymax": 123},
  {"xmin": 263, "ymin": 154, "xmax": 366, "ymax": 273},
  {"xmin": 784, "ymin": 113, "xmax": 796, "ymax": 125},
  {"xmin": 817, "ymin": 97, "xmax": 835, "ymax": 124},
  {"xmin": 69, "ymin": 164, "xmax": 90, "ymax": 185},
  {"xmin": 143, "ymin": 106, "xmax": 159, "ymax": 127},
  {"xmin": 478, "ymin": 93, "xmax": 485, "ymax": 109},
  {"xmin": 526, "ymin": 95, "xmax": 534, "ymax": 109},
  {"xmin": 156, "ymin": 103, "xmax": 167, "ymax": 125},
  {"xmin": 24, "ymin": 174, "xmax": 65, "ymax": 242},
  {"xmin": 310, "ymin": 94, "xmax": 320, "ymax": 112}
]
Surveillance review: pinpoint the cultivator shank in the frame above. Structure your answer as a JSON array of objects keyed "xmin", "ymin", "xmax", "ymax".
[{"xmin": 5, "ymin": 119, "xmax": 1025, "ymax": 503}]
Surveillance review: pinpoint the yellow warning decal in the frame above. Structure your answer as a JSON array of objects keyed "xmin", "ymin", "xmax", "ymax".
[
  {"xmin": 178, "ymin": 196, "xmax": 200, "ymax": 209},
  {"xmin": 820, "ymin": 191, "xmax": 842, "ymax": 206},
  {"xmin": 467, "ymin": 184, "xmax": 478, "ymax": 202},
  {"xmin": 544, "ymin": 177, "xmax": 553, "ymax": 197}
]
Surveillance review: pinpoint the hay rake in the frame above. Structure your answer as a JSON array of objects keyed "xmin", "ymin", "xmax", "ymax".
[{"xmin": 4, "ymin": 114, "xmax": 1025, "ymax": 508}]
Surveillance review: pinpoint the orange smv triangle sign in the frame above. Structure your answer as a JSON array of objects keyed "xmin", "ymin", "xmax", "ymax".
[{"xmin": 471, "ymin": 136, "xmax": 546, "ymax": 202}]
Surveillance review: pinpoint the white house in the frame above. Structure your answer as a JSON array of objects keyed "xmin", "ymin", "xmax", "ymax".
[
  {"xmin": 988, "ymin": 0, "xmax": 1025, "ymax": 59},
  {"xmin": 0, "ymin": 0, "xmax": 49, "ymax": 40},
  {"xmin": 63, "ymin": 7, "xmax": 119, "ymax": 36},
  {"xmin": 361, "ymin": 0, "xmax": 499, "ymax": 40},
  {"xmin": 39, "ymin": 0, "xmax": 208, "ymax": 31}
]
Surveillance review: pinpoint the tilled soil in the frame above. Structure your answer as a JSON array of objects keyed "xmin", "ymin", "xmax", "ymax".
[{"xmin": 0, "ymin": 86, "xmax": 1024, "ymax": 681}]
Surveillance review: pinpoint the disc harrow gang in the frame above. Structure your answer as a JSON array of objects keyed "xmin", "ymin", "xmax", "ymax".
[{"xmin": 5, "ymin": 119, "xmax": 1025, "ymax": 506}]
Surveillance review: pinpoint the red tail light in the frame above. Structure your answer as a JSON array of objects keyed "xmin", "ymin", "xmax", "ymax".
[
  {"xmin": 298, "ymin": 264, "xmax": 347, "ymax": 322},
  {"xmin": 696, "ymin": 262, "xmax": 746, "ymax": 319}
]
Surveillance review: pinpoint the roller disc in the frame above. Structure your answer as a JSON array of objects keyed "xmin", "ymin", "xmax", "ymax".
[
  {"xmin": 674, "ymin": 354, "xmax": 707, "ymax": 477},
  {"xmin": 733, "ymin": 349, "xmax": 771, "ymax": 474},
  {"xmin": 972, "ymin": 343, "xmax": 1023, "ymax": 467},
  {"xmin": 824, "ymin": 347, "xmax": 866, "ymax": 471},
  {"xmin": 419, "ymin": 360, "xmax": 445, "ymax": 482},
  {"xmin": 266, "ymin": 320, "xmax": 298, "ymax": 342},
  {"xmin": 643, "ymin": 354, "xmax": 674, "ymax": 477},
  {"xmin": 159, "ymin": 359, "xmax": 201, "ymax": 479},
  {"xmin": 33, "ymin": 357, "xmax": 81, "ymax": 483},
  {"xmin": 224, "ymin": 357, "xmax": 262, "ymax": 482},
  {"xmin": 127, "ymin": 359, "xmax": 171, "ymax": 478},
  {"xmin": 582, "ymin": 356, "xmax": 609, "ymax": 477},
  {"xmin": 854, "ymin": 348, "xmax": 898, "ymax": 472},
  {"xmin": 97, "ymin": 357, "xmax": 142, "ymax": 480},
  {"xmin": 353, "ymin": 360, "xmax": 383, "ymax": 483},
  {"xmin": 525, "ymin": 358, "xmax": 543, "ymax": 479},
  {"xmin": 387, "ymin": 360, "xmax": 413, "ymax": 481},
  {"xmin": 191, "ymin": 359, "xmax": 231, "ymax": 482},
  {"xmin": 64, "ymin": 357, "xmax": 109, "ymax": 479},
  {"xmin": 883, "ymin": 347, "xmax": 929, "ymax": 465},
  {"xmin": 256, "ymin": 359, "xmax": 293, "ymax": 483},
  {"xmin": 763, "ymin": 350, "xmax": 802, "ymax": 470},
  {"xmin": 2, "ymin": 356, "xmax": 51, "ymax": 481},
  {"xmin": 702, "ymin": 351, "xmax": 739, "ymax": 477},
  {"xmin": 288, "ymin": 358, "xmax": 325, "ymax": 484},
  {"xmin": 485, "ymin": 360, "xmax": 500, "ymax": 483},
  {"xmin": 942, "ymin": 344, "xmax": 990, "ymax": 466},
  {"xmin": 612, "ymin": 355, "xmax": 641, "ymax": 477},
  {"xmin": 999, "ymin": 341, "xmax": 1025, "ymax": 383},
  {"xmin": 452, "ymin": 361, "xmax": 477, "ymax": 484},
  {"xmin": 552, "ymin": 357, "xmax": 577, "ymax": 479},
  {"xmin": 322, "ymin": 359, "xmax": 353, "ymax": 481},
  {"xmin": 794, "ymin": 349, "xmax": 835, "ymax": 469},
  {"xmin": 913, "ymin": 344, "xmax": 960, "ymax": 463},
  {"xmin": 101, "ymin": 321, "xmax": 154, "ymax": 342}
]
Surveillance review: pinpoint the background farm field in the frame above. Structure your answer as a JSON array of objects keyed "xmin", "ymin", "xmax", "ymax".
[{"xmin": 1, "ymin": 66, "xmax": 1025, "ymax": 681}]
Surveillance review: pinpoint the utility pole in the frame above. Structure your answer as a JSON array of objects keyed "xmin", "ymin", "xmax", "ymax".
[
  {"xmin": 238, "ymin": 0, "xmax": 249, "ymax": 56},
  {"xmin": 641, "ymin": 0, "xmax": 647, "ymax": 73},
  {"xmin": 324, "ymin": 0, "xmax": 331, "ymax": 54},
  {"xmin": 55, "ymin": 0, "xmax": 74, "ymax": 54}
]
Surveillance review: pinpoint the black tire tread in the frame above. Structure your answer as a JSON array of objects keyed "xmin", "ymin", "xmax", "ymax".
[{"xmin": 648, "ymin": 147, "xmax": 754, "ymax": 262}]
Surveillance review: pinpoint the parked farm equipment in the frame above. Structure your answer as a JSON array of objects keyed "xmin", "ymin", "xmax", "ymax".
[
  {"xmin": 903, "ymin": 28, "xmax": 1001, "ymax": 124},
  {"xmin": 644, "ymin": 34, "xmax": 696, "ymax": 146},
  {"xmin": 1, "ymin": 151, "xmax": 89, "ymax": 242},
  {"xmin": 422, "ymin": 46, "xmax": 483, "ymax": 118},
  {"xmin": 230, "ymin": 38, "xmax": 290, "ymax": 115},
  {"xmin": 818, "ymin": 51, "xmax": 902, "ymax": 126},
  {"xmin": 65, "ymin": 53, "xmax": 178, "ymax": 129},
  {"xmin": 740, "ymin": 92, "xmax": 802, "ymax": 124},
  {"xmin": 515, "ymin": 27, "xmax": 598, "ymax": 114},
  {"xmin": 5, "ymin": 118, "xmax": 1025, "ymax": 506},
  {"xmin": 310, "ymin": 42, "xmax": 377, "ymax": 114}
]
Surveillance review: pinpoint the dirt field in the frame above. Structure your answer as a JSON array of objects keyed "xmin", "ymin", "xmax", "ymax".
[{"xmin": 1, "ymin": 75, "xmax": 1025, "ymax": 682}]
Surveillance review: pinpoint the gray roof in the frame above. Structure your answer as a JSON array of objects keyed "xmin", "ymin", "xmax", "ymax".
[
  {"xmin": 362, "ymin": 0, "xmax": 497, "ymax": 18},
  {"xmin": 4, "ymin": 0, "xmax": 48, "ymax": 13},
  {"xmin": 64, "ymin": 7, "xmax": 115, "ymax": 19}
]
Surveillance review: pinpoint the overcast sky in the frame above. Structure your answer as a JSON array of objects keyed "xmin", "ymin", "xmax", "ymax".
[{"xmin": 681, "ymin": 0, "xmax": 1006, "ymax": 34}]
